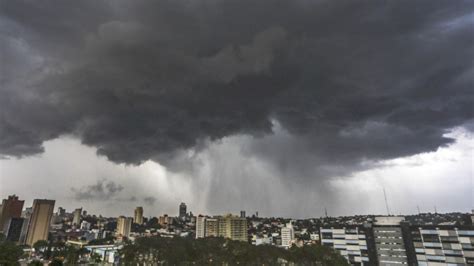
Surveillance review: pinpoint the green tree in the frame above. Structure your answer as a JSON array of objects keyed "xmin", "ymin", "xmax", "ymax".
[{"xmin": 0, "ymin": 240, "xmax": 24, "ymax": 265}]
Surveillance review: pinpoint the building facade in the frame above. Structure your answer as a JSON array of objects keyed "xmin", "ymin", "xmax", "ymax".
[
  {"xmin": 134, "ymin": 207, "xmax": 144, "ymax": 225},
  {"xmin": 179, "ymin": 203, "xmax": 187, "ymax": 220},
  {"xmin": 320, "ymin": 226, "xmax": 372, "ymax": 265},
  {"xmin": 73, "ymin": 208, "xmax": 82, "ymax": 226},
  {"xmin": 281, "ymin": 222, "xmax": 295, "ymax": 248},
  {"xmin": 25, "ymin": 199, "xmax": 55, "ymax": 246},
  {"xmin": 0, "ymin": 195, "xmax": 24, "ymax": 233},
  {"xmin": 116, "ymin": 216, "xmax": 132, "ymax": 238},
  {"xmin": 410, "ymin": 226, "xmax": 474, "ymax": 265}
]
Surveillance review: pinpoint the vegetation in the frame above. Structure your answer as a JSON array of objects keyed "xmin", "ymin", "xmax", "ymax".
[
  {"xmin": 119, "ymin": 237, "xmax": 349, "ymax": 265},
  {"xmin": 0, "ymin": 233, "xmax": 24, "ymax": 265}
]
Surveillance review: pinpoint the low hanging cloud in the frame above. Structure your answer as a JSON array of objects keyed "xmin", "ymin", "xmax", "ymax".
[
  {"xmin": 71, "ymin": 179, "xmax": 124, "ymax": 201},
  {"xmin": 0, "ymin": 0, "xmax": 473, "ymax": 182}
]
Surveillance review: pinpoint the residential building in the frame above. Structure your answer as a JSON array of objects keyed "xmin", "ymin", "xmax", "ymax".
[
  {"xmin": 25, "ymin": 199, "xmax": 55, "ymax": 246},
  {"xmin": 196, "ymin": 216, "xmax": 206, "ymax": 239},
  {"xmin": 218, "ymin": 214, "xmax": 247, "ymax": 242},
  {"xmin": 179, "ymin": 202, "xmax": 187, "ymax": 220},
  {"xmin": 320, "ymin": 226, "xmax": 372, "ymax": 265},
  {"xmin": 373, "ymin": 216, "xmax": 409, "ymax": 265},
  {"xmin": 4, "ymin": 217, "xmax": 24, "ymax": 243},
  {"xmin": 410, "ymin": 226, "xmax": 474, "ymax": 265},
  {"xmin": 281, "ymin": 222, "xmax": 295, "ymax": 248},
  {"xmin": 134, "ymin": 207, "xmax": 144, "ymax": 225},
  {"xmin": 116, "ymin": 216, "xmax": 132, "ymax": 238},
  {"xmin": 0, "ymin": 195, "xmax": 24, "ymax": 232},
  {"xmin": 73, "ymin": 208, "xmax": 82, "ymax": 226},
  {"xmin": 205, "ymin": 218, "xmax": 219, "ymax": 237}
]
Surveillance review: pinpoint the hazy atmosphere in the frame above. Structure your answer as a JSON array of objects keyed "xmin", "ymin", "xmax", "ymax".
[{"xmin": 1, "ymin": 0, "xmax": 473, "ymax": 218}]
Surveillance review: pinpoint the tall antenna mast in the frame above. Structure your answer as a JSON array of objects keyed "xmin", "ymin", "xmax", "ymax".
[
  {"xmin": 383, "ymin": 187, "xmax": 390, "ymax": 215},
  {"xmin": 417, "ymin": 205, "xmax": 421, "ymax": 215},
  {"xmin": 325, "ymin": 207, "xmax": 328, "ymax": 218}
]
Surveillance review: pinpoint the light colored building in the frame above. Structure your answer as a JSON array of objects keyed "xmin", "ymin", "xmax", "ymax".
[
  {"xmin": 281, "ymin": 222, "xmax": 295, "ymax": 248},
  {"xmin": 80, "ymin": 220, "xmax": 91, "ymax": 231},
  {"xmin": 374, "ymin": 216, "xmax": 408, "ymax": 265},
  {"xmin": 320, "ymin": 226, "xmax": 371, "ymax": 265},
  {"xmin": 116, "ymin": 216, "xmax": 132, "ymax": 238},
  {"xmin": 25, "ymin": 199, "xmax": 55, "ymax": 246},
  {"xmin": 134, "ymin": 207, "xmax": 144, "ymax": 225},
  {"xmin": 410, "ymin": 226, "xmax": 474, "ymax": 265},
  {"xmin": 218, "ymin": 214, "xmax": 247, "ymax": 242},
  {"xmin": 73, "ymin": 208, "xmax": 82, "ymax": 226},
  {"xmin": 196, "ymin": 216, "xmax": 206, "ymax": 239},
  {"xmin": 205, "ymin": 218, "xmax": 219, "ymax": 237}
]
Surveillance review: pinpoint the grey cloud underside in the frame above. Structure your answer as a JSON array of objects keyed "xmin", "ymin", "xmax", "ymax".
[{"xmin": 1, "ymin": 0, "xmax": 473, "ymax": 178}]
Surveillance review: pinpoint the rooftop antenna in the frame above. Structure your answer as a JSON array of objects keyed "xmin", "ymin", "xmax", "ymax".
[
  {"xmin": 325, "ymin": 207, "xmax": 328, "ymax": 218},
  {"xmin": 417, "ymin": 205, "xmax": 421, "ymax": 215},
  {"xmin": 434, "ymin": 206, "xmax": 437, "ymax": 214},
  {"xmin": 383, "ymin": 187, "xmax": 391, "ymax": 216}
]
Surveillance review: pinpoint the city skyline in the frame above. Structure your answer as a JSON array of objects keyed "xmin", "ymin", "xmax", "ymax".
[{"xmin": 1, "ymin": 0, "xmax": 473, "ymax": 218}]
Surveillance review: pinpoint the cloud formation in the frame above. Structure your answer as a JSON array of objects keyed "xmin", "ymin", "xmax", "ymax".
[
  {"xmin": 1, "ymin": 0, "xmax": 473, "ymax": 181},
  {"xmin": 71, "ymin": 179, "xmax": 124, "ymax": 201}
]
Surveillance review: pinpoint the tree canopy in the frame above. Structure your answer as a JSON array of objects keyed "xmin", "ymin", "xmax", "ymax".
[{"xmin": 119, "ymin": 237, "xmax": 349, "ymax": 265}]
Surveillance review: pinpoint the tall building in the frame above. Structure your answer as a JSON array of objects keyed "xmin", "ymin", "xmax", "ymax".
[
  {"xmin": 196, "ymin": 216, "xmax": 206, "ymax": 239},
  {"xmin": 134, "ymin": 207, "xmax": 144, "ymax": 225},
  {"xmin": 320, "ymin": 226, "xmax": 372, "ymax": 265},
  {"xmin": 57, "ymin": 207, "xmax": 66, "ymax": 216},
  {"xmin": 240, "ymin": 211, "xmax": 246, "ymax": 218},
  {"xmin": 0, "ymin": 195, "xmax": 24, "ymax": 232},
  {"xmin": 116, "ymin": 216, "xmax": 132, "ymax": 238},
  {"xmin": 281, "ymin": 222, "xmax": 295, "ymax": 248},
  {"xmin": 4, "ymin": 217, "xmax": 25, "ymax": 243},
  {"xmin": 72, "ymin": 208, "xmax": 82, "ymax": 226},
  {"xmin": 373, "ymin": 216, "xmax": 409, "ymax": 265},
  {"xmin": 409, "ymin": 225, "xmax": 474, "ymax": 265},
  {"xmin": 196, "ymin": 214, "xmax": 247, "ymax": 241},
  {"xmin": 205, "ymin": 218, "xmax": 219, "ymax": 237},
  {"xmin": 179, "ymin": 202, "xmax": 187, "ymax": 220},
  {"xmin": 25, "ymin": 199, "xmax": 55, "ymax": 246},
  {"xmin": 218, "ymin": 214, "xmax": 247, "ymax": 242}
]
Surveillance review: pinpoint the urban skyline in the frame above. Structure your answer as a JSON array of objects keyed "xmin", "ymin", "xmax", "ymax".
[{"xmin": 1, "ymin": 193, "xmax": 473, "ymax": 265}]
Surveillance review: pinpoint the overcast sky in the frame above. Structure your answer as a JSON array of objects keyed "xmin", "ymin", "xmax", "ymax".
[{"xmin": 0, "ymin": 0, "xmax": 473, "ymax": 218}]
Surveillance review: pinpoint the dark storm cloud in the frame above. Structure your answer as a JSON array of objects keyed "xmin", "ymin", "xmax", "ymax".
[
  {"xmin": 1, "ymin": 0, "xmax": 473, "ymax": 179},
  {"xmin": 71, "ymin": 179, "xmax": 124, "ymax": 201},
  {"xmin": 144, "ymin": 196, "xmax": 157, "ymax": 205}
]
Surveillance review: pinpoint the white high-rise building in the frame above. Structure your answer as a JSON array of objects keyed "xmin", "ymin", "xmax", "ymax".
[
  {"xmin": 196, "ymin": 216, "xmax": 206, "ymax": 239},
  {"xmin": 281, "ymin": 222, "xmax": 295, "ymax": 248}
]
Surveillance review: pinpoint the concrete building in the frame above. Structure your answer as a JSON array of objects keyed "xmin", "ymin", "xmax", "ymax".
[
  {"xmin": 134, "ymin": 207, "xmax": 144, "ymax": 225},
  {"xmin": 0, "ymin": 195, "xmax": 24, "ymax": 233},
  {"xmin": 196, "ymin": 216, "xmax": 206, "ymax": 239},
  {"xmin": 25, "ymin": 199, "xmax": 55, "ymax": 246},
  {"xmin": 410, "ymin": 226, "xmax": 474, "ymax": 265},
  {"xmin": 218, "ymin": 214, "xmax": 247, "ymax": 242},
  {"xmin": 196, "ymin": 214, "xmax": 247, "ymax": 241},
  {"xmin": 116, "ymin": 216, "xmax": 132, "ymax": 238},
  {"xmin": 80, "ymin": 221, "xmax": 91, "ymax": 231},
  {"xmin": 320, "ymin": 226, "xmax": 372, "ymax": 265},
  {"xmin": 4, "ymin": 217, "xmax": 24, "ymax": 243},
  {"xmin": 73, "ymin": 208, "xmax": 82, "ymax": 226},
  {"xmin": 373, "ymin": 216, "xmax": 409, "ymax": 265},
  {"xmin": 281, "ymin": 222, "xmax": 295, "ymax": 248},
  {"xmin": 179, "ymin": 202, "xmax": 187, "ymax": 220},
  {"xmin": 205, "ymin": 218, "xmax": 219, "ymax": 237}
]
